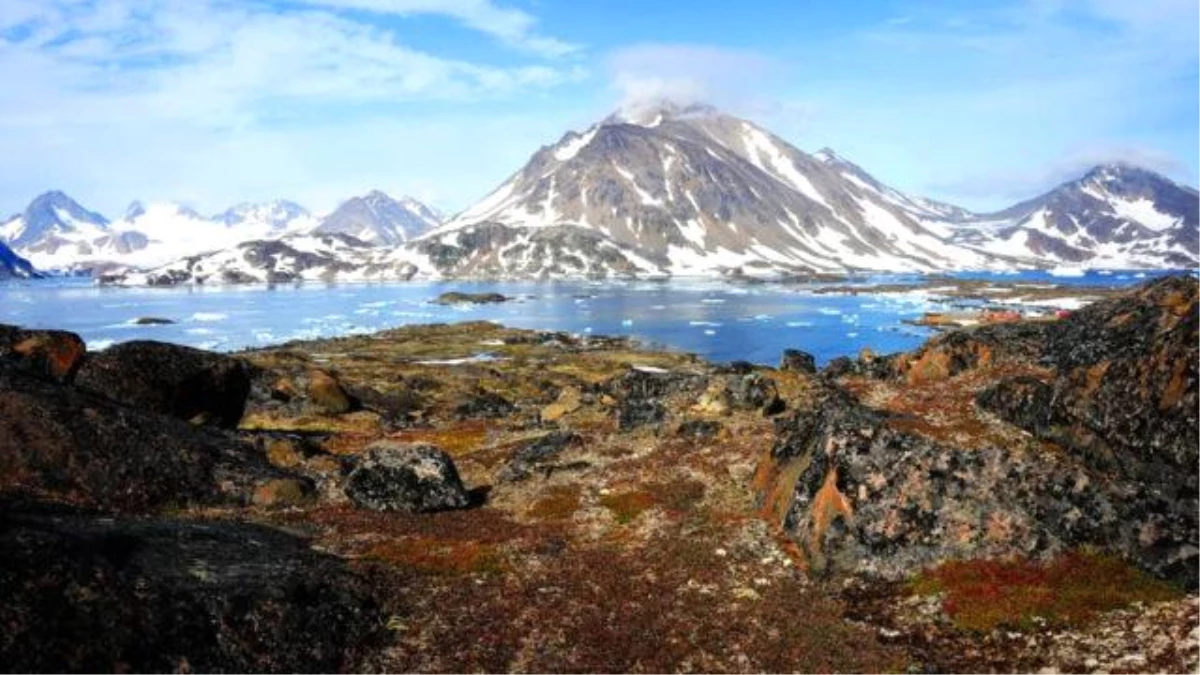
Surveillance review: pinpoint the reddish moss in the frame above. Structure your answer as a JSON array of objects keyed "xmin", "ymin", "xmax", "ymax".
[
  {"xmin": 600, "ymin": 489, "xmax": 657, "ymax": 524},
  {"xmin": 526, "ymin": 485, "xmax": 582, "ymax": 521},
  {"xmin": 910, "ymin": 551, "xmax": 1181, "ymax": 632}
]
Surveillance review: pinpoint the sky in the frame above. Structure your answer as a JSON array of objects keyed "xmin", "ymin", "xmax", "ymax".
[{"xmin": 0, "ymin": 0, "xmax": 1196, "ymax": 218}]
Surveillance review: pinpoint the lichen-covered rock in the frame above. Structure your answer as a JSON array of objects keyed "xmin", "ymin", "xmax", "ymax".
[
  {"xmin": 74, "ymin": 340, "xmax": 255, "ymax": 428},
  {"xmin": 307, "ymin": 368, "xmax": 353, "ymax": 414},
  {"xmin": 0, "ymin": 364, "xmax": 287, "ymax": 513},
  {"xmin": 497, "ymin": 431, "xmax": 580, "ymax": 482},
  {"xmin": 344, "ymin": 442, "xmax": 470, "ymax": 512},
  {"xmin": 0, "ymin": 503, "xmax": 381, "ymax": 672},
  {"xmin": 764, "ymin": 276, "xmax": 1200, "ymax": 588},
  {"xmin": 252, "ymin": 477, "xmax": 315, "ymax": 508},
  {"xmin": 0, "ymin": 324, "xmax": 87, "ymax": 383},
  {"xmin": 779, "ymin": 348, "xmax": 817, "ymax": 374}
]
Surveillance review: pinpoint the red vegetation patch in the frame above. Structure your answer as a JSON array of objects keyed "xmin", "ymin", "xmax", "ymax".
[{"xmin": 911, "ymin": 551, "xmax": 1181, "ymax": 632}]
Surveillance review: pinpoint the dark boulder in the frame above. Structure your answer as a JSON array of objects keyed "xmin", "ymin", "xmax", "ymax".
[
  {"xmin": 0, "ymin": 324, "xmax": 87, "ymax": 383},
  {"xmin": 609, "ymin": 367, "xmax": 705, "ymax": 431},
  {"xmin": 779, "ymin": 348, "xmax": 816, "ymax": 374},
  {"xmin": 344, "ymin": 442, "xmax": 470, "ymax": 513},
  {"xmin": 75, "ymin": 340, "xmax": 255, "ymax": 428},
  {"xmin": 731, "ymin": 373, "xmax": 786, "ymax": 415},
  {"xmin": 0, "ymin": 502, "xmax": 381, "ymax": 672},
  {"xmin": 497, "ymin": 431, "xmax": 580, "ymax": 482},
  {"xmin": 0, "ymin": 364, "xmax": 286, "ymax": 513},
  {"xmin": 454, "ymin": 388, "xmax": 515, "ymax": 419}
]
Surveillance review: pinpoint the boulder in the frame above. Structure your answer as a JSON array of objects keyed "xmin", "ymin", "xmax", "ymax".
[
  {"xmin": 344, "ymin": 442, "xmax": 470, "ymax": 513},
  {"xmin": 75, "ymin": 340, "xmax": 255, "ymax": 428},
  {"xmin": 307, "ymin": 369, "xmax": 353, "ymax": 415},
  {"xmin": 540, "ymin": 386, "xmax": 582, "ymax": 422},
  {"xmin": 454, "ymin": 388, "xmax": 514, "ymax": 419},
  {"xmin": 497, "ymin": 431, "xmax": 579, "ymax": 482},
  {"xmin": 0, "ymin": 503, "xmax": 381, "ymax": 672},
  {"xmin": 0, "ymin": 364, "xmax": 286, "ymax": 513},
  {"xmin": 252, "ymin": 477, "xmax": 315, "ymax": 508},
  {"xmin": 779, "ymin": 348, "xmax": 816, "ymax": 374},
  {"xmin": 0, "ymin": 324, "xmax": 87, "ymax": 383}
]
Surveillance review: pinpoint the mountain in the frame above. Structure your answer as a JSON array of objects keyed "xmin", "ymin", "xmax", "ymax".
[
  {"xmin": 104, "ymin": 233, "xmax": 422, "ymax": 286},
  {"xmin": 425, "ymin": 102, "xmax": 1001, "ymax": 277},
  {"xmin": 0, "ymin": 191, "xmax": 111, "ymax": 270},
  {"xmin": 0, "ymin": 240, "xmax": 37, "ymax": 279},
  {"xmin": 945, "ymin": 164, "xmax": 1199, "ymax": 269},
  {"xmin": 313, "ymin": 191, "xmax": 441, "ymax": 245},
  {"xmin": 216, "ymin": 200, "xmax": 316, "ymax": 236}
]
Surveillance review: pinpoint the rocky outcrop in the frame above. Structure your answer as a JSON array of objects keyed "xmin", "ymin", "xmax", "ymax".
[
  {"xmin": 0, "ymin": 324, "xmax": 87, "ymax": 383},
  {"xmin": 0, "ymin": 363, "xmax": 285, "ymax": 513},
  {"xmin": 75, "ymin": 340, "xmax": 256, "ymax": 427},
  {"xmin": 344, "ymin": 442, "xmax": 471, "ymax": 512},
  {"xmin": 760, "ymin": 276, "xmax": 1200, "ymax": 588},
  {"xmin": 0, "ymin": 502, "xmax": 381, "ymax": 673}
]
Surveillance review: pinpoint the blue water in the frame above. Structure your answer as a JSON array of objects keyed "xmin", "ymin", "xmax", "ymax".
[{"xmin": 0, "ymin": 271, "xmax": 1183, "ymax": 366}]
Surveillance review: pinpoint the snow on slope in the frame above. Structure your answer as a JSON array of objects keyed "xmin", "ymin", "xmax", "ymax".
[
  {"xmin": 945, "ymin": 164, "xmax": 1198, "ymax": 269},
  {"xmin": 428, "ymin": 102, "xmax": 1001, "ymax": 276}
]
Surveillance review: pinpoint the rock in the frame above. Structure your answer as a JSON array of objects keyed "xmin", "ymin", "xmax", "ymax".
[
  {"xmin": 307, "ymin": 369, "xmax": 353, "ymax": 415},
  {"xmin": 758, "ymin": 277, "xmax": 1200, "ymax": 588},
  {"xmin": 692, "ymin": 380, "xmax": 732, "ymax": 415},
  {"xmin": 131, "ymin": 317, "xmax": 175, "ymax": 325},
  {"xmin": 541, "ymin": 386, "xmax": 582, "ymax": 422},
  {"xmin": 498, "ymin": 431, "xmax": 579, "ymax": 482},
  {"xmin": 0, "ymin": 324, "xmax": 87, "ymax": 383},
  {"xmin": 676, "ymin": 419, "xmax": 723, "ymax": 440},
  {"xmin": 976, "ymin": 376, "xmax": 1056, "ymax": 436},
  {"xmin": 431, "ymin": 291, "xmax": 509, "ymax": 305},
  {"xmin": 610, "ymin": 368, "xmax": 704, "ymax": 431},
  {"xmin": 344, "ymin": 442, "xmax": 470, "ymax": 513},
  {"xmin": 0, "ymin": 364, "xmax": 287, "ymax": 513},
  {"xmin": 454, "ymin": 388, "xmax": 515, "ymax": 419},
  {"xmin": 731, "ymin": 373, "xmax": 786, "ymax": 415},
  {"xmin": 0, "ymin": 503, "xmax": 381, "ymax": 672},
  {"xmin": 265, "ymin": 437, "xmax": 305, "ymax": 468},
  {"xmin": 252, "ymin": 477, "xmax": 314, "ymax": 508},
  {"xmin": 75, "ymin": 340, "xmax": 255, "ymax": 428},
  {"xmin": 780, "ymin": 348, "xmax": 816, "ymax": 374}
]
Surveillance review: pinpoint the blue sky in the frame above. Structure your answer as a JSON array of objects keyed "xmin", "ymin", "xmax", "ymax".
[{"xmin": 0, "ymin": 0, "xmax": 1195, "ymax": 217}]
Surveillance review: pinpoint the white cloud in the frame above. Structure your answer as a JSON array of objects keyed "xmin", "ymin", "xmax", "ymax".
[
  {"xmin": 606, "ymin": 43, "xmax": 780, "ymax": 114},
  {"xmin": 0, "ymin": 0, "xmax": 588, "ymax": 215},
  {"xmin": 299, "ymin": 0, "xmax": 578, "ymax": 58}
]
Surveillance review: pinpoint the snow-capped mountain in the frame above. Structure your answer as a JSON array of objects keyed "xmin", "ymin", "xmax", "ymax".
[
  {"xmin": 426, "ymin": 102, "xmax": 1002, "ymax": 277},
  {"xmin": 104, "ymin": 233, "xmax": 422, "ymax": 286},
  {"xmin": 0, "ymin": 191, "xmax": 441, "ymax": 274},
  {"xmin": 216, "ymin": 200, "xmax": 317, "ymax": 236},
  {"xmin": 312, "ymin": 191, "xmax": 441, "ymax": 245},
  {"xmin": 0, "ymin": 191, "xmax": 112, "ymax": 270},
  {"xmin": 944, "ymin": 164, "xmax": 1199, "ymax": 269},
  {"xmin": 0, "ymin": 240, "xmax": 37, "ymax": 279}
]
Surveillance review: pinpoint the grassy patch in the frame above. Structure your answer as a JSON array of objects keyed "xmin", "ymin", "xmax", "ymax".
[{"xmin": 910, "ymin": 550, "xmax": 1181, "ymax": 632}]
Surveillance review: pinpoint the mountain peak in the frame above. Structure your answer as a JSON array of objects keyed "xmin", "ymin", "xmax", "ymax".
[{"xmin": 604, "ymin": 100, "xmax": 722, "ymax": 128}]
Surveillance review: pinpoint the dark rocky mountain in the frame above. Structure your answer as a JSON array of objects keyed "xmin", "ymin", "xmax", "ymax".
[
  {"xmin": 314, "ymin": 190, "xmax": 441, "ymax": 245},
  {"xmin": 0, "ymin": 239, "xmax": 36, "ymax": 279}
]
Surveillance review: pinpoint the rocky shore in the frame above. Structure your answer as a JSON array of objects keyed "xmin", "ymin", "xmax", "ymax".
[{"xmin": 1, "ymin": 276, "xmax": 1196, "ymax": 673}]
